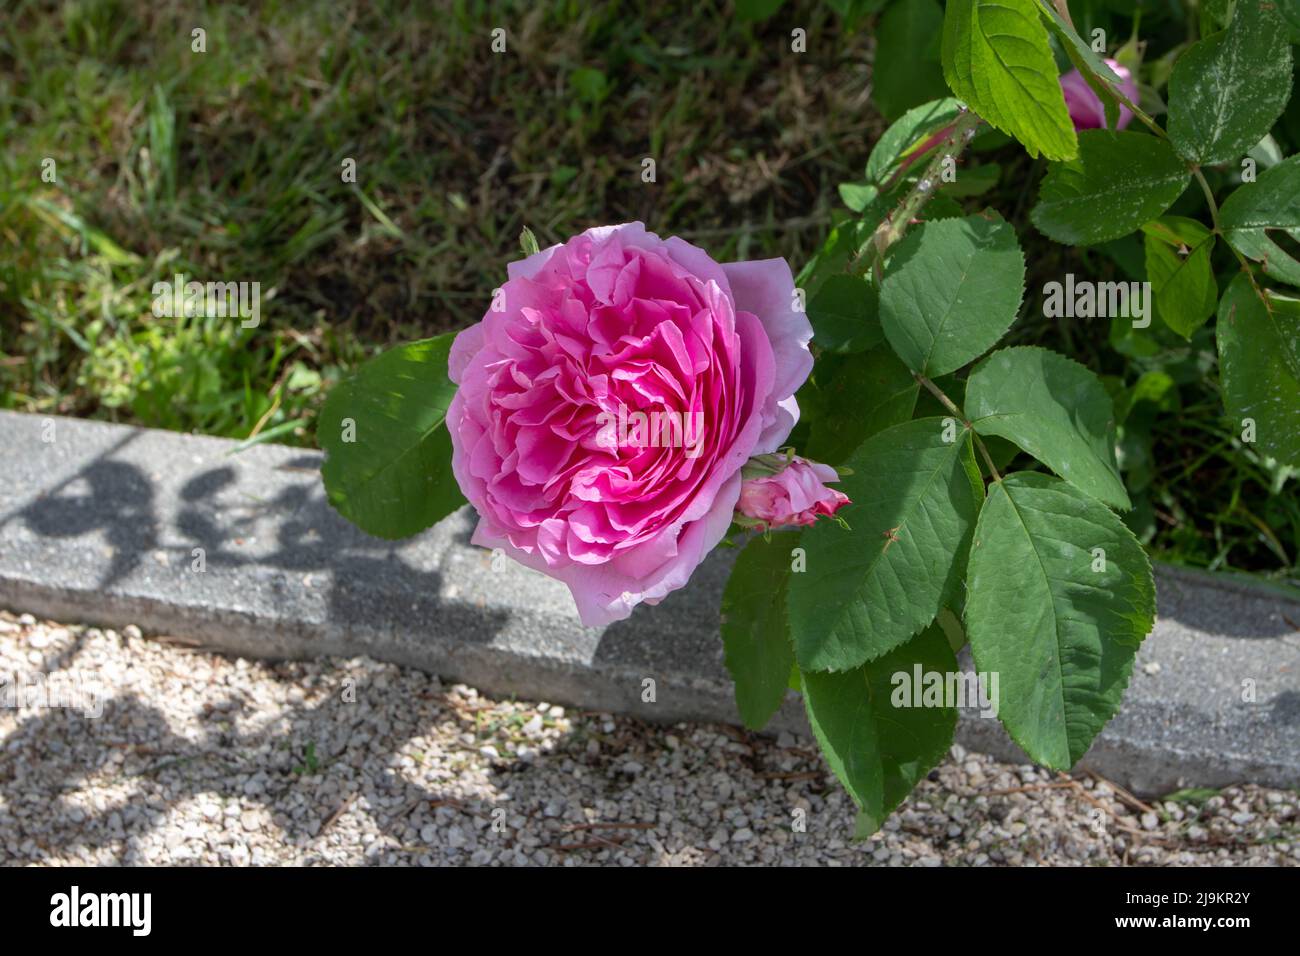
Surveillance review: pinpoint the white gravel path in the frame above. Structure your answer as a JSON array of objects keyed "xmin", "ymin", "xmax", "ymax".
[{"xmin": 1, "ymin": 610, "xmax": 1296, "ymax": 866}]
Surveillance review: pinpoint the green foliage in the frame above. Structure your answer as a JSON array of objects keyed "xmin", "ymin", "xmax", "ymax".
[
  {"xmin": 721, "ymin": 535, "xmax": 799, "ymax": 730},
  {"xmin": 872, "ymin": 0, "xmax": 948, "ymax": 121},
  {"xmin": 1142, "ymin": 217, "xmax": 1218, "ymax": 339},
  {"xmin": 879, "ymin": 211, "xmax": 1025, "ymax": 377},
  {"xmin": 966, "ymin": 347, "xmax": 1130, "ymax": 509},
  {"xmin": 318, "ymin": 335, "xmax": 465, "ymax": 540},
  {"xmin": 1219, "ymin": 155, "xmax": 1300, "ymax": 287},
  {"xmin": 1216, "ymin": 277, "xmax": 1300, "ymax": 469},
  {"xmin": 785, "ymin": 418, "xmax": 983, "ymax": 672},
  {"xmin": 1030, "ymin": 131, "xmax": 1190, "ymax": 245},
  {"xmin": 941, "ymin": 0, "xmax": 1077, "ymax": 160},
  {"xmin": 966, "ymin": 473, "xmax": 1155, "ymax": 768},
  {"xmin": 803, "ymin": 625, "xmax": 957, "ymax": 833},
  {"xmin": 1167, "ymin": 0, "xmax": 1294, "ymax": 166}
]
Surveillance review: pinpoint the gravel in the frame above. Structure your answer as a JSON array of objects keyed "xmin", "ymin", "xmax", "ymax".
[{"xmin": 1, "ymin": 611, "xmax": 1296, "ymax": 866}]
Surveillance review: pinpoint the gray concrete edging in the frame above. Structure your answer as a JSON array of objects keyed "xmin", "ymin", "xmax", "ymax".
[{"xmin": 1, "ymin": 410, "xmax": 1297, "ymax": 795}]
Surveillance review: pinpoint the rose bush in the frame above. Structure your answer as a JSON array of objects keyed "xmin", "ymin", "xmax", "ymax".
[
  {"xmin": 443, "ymin": 222, "xmax": 814, "ymax": 625},
  {"xmin": 319, "ymin": 0, "xmax": 1296, "ymax": 835}
]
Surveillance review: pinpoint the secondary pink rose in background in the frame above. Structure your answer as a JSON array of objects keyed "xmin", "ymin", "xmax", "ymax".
[
  {"xmin": 1060, "ymin": 58, "xmax": 1139, "ymax": 130},
  {"xmin": 447, "ymin": 222, "xmax": 813, "ymax": 626},
  {"xmin": 736, "ymin": 454, "xmax": 850, "ymax": 530}
]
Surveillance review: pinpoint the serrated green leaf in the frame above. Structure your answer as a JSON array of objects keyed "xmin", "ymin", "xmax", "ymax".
[
  {"xmin": 966, "ymin": 346, "xmax": 1129, "ymax": 509},
  {"xmin": 786, "ymin": 418, "xmax": 982, "ymax": 672},
  {"xmin": 866, "ymin": 98, "xmax": 965, "ymax": 185},
  {"xmin": 803, "ymin": 625, "xmax": 957, "ymax": 830},
  {"xmin": 873, "ymin": 0, "xmax": 949, "ymax": 121},
  {"xmin": 1141, "ymin": 216, "xmax": 1218, "ymax": 339},
  {"xmin": 318, "ymin": 335, "xmax": 465, "ymax": 539},
  {"xmin": 808, "ymin": 273, "xmax": 883, "ymax": 354},
  {"xmin": 801, "ymin": 347, "xmax": 919, "ymax": 466},
  {"xmin": 1219, "ymin": 154, "xmax": 1300, "ymax": 287},
  {"xmin": 1030, "ymin": 130, "xmax": 1190, "ymax": 245},
  {"xmin": 1217, "ymin": 274, "xmax": 1300, "ymax": 469},
  {"xmin": 966, "ymin": 473, "xmax": 1155, "ymax": 768},
  {"xmin": 941, "ymin": 0, "xmax": 1077, "ymax": 161},
  {"xmin": 879, "ymin": 212, "xmax": 1025, "ymax": 378},
  {"xmin": 1167, "ymin": 0, "xmax": 1294, "ymax": 166},
  {"xmin": 722, "ymin": 534, "xmax": 798, "ymax": 730}
]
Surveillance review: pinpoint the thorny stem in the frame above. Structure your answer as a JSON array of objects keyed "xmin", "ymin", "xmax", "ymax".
[
  {"xmin": 852, "ymin": 107, "xmax": 985, "ymax": 280},
  {"xmin": 915, "ymin": 373, "xmax": 1003, "ymax": 483}
]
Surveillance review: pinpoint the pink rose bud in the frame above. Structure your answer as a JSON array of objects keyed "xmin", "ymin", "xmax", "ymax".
[
  {"xmin": 446, "ymin": 223, "xmax": 813, "ymax": 627},
  {"xmin": 736, "ymin": 454, "xmax": 850, "ymax": 530},
  {"xmin": 1060, "ymin": 58, "xmax": 1139, "ymax": 130}
]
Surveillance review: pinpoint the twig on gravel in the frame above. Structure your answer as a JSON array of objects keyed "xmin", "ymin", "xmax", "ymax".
[
  {"xmin": 321, "ymin": 793, "xmax": 357, "ymax": 833},
  {"xmin": 1083, "ymin": 769, "xmax": 1157, "ymax": 816}
]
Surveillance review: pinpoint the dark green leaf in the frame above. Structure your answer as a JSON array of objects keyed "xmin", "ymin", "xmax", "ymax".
[
  {"xmin": 1217, "ymin": 274, "xmax": 1300, "ymax": 469},
  {"xmin": 786, "ymin": 418, "xmax": 983, "ymax": 671},
  {"xmin": 1167, "ymin": 1, "xmax": 1294, "ymax": 166},
  {"xmin": 1030, "ymin": 131, "xmax": 1190, "ymax": 245},
  {"xmin": 879, "ymin": 212, "xmax": 1025, "ymax": 377},
  {"xmin": 966, "ymin": 473, "xmax": 1155, "ymax": 768},
  {"xmin": 803, "ymin": 625, "xmax": 957, "ymax": 832},
  {"xmin": 722, "ymin": 535, "xmax": 799, "ymax": 730},
  {"xmin": 966, "ymin": 346, "xmax": 1130, "ymax": 509}
]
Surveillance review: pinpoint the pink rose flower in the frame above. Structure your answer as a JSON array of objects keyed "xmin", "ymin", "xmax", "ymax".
[
  {"xmin": 447, "ymin": 222, "xmax": 813, "ymax": 626},
  {"xmin": 736, "ymin": 455, "xmax": 850, "ymax": 529},
  {"xmin": 1060, "ymin": 58, "xmax": 1139, "ymax": 130}
]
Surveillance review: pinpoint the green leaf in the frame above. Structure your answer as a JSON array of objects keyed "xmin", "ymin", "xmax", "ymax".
[
  {"xmin": 803, "ymin": 625, "xmax": 957, "ymax": 831},
  {"xmin": 801, "ymin": 347, "xmax": 919, "ymax": 467},
  {"xmin": 966, "ymin": 346, "xmax": 1130, "ymax": 509},
  {"xmin": 1030, "ymin": 130, "xmax": 1190, "ymax": 245},
  {"xmin": 866, "ymin": 98, "xmax": 965, "ymax": 186},
  {"xmin": 722, "ymin": 535, "xmax": 798, "ymax": 730},
  {"xmin": 941, "ymin": 0, "xmax": 1077, "ymax": 161},
  {"xmin": 318, "ymin": 335, "xmax": 466, "ymax": 539},
  {"xmin": 786, "ymin": 418, "xmax": 983, "ymax": 672},
  {"xmin": 873, "ymin": 0, "xmax": 949, "ymax": 121},
  {"xmin": 838, "ymin": 181, "xmax": 880, "ymax": 213},
  {"xmin": 1217, "ymin": 275, "xmax": 1300, "ymax": 469},
  {"xmin": 1141, "ymin": 216, "xmax": 1218, "ymax": 339},
  {"xmin": 807, "ymin": 274, "xmax": 883, "ymax": 354},
  {"xmin": 879, "ymin": 211, "xmax": 1025, "ymax": 377},
  {"xmin": 965, "ymin": 473, "xmax": 1155, "ymax": 768},
  {"xmin": 1219, "ymin": 154, "xmax": 1300, "ymax": 287},
  {"xmin": 1167, "ymin": 0, "xmax": 1294, "ymax": 166}
]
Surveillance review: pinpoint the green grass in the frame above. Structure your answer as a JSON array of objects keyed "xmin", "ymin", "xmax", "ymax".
[
  {"xmin": 1, "ymin": 0, "xmax": 1296, "ymax": 581},
  {"xmin": 1, "ymin": 0, "xmax": 878, "ymax": 439}
]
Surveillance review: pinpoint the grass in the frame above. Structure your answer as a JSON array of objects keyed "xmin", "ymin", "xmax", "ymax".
[
  {"xmin": 0, "ymin": 0, "xmax": 1295, "ymax": 581},
  {"xmin": 1, "ymin": 0, "xmax": 877, "ymax": 440}
]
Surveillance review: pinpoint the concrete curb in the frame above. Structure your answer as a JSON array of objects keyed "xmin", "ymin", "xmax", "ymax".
[{"xmin": 2, "ymin": 410, "xmax": 1297, "ymax": 794}]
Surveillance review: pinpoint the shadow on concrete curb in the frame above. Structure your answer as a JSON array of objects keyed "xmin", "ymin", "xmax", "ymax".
[{"xmin": 1, "ymin": 411, "xmax": 1297, "ymax": 795}]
